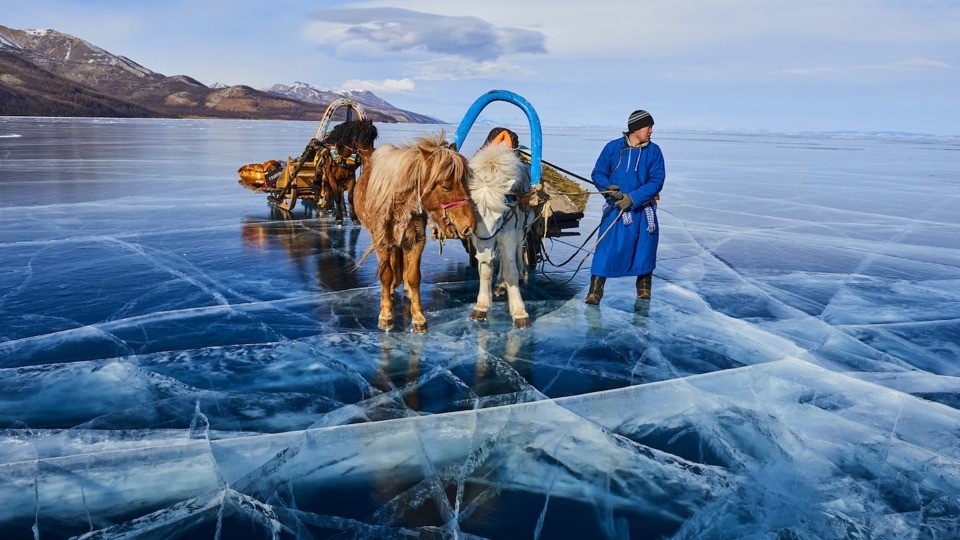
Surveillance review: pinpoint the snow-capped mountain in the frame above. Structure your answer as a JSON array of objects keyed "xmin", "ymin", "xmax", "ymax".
[
  {"xmin": 0, "ymin": 26, "xmax": 156, "ymax": 79},
  {"xmin": 334, "ymin": 89, "xmax": 395, "ymax": 110},
  {"xmin": 265, "ymin": 82, "xmax": 396, "ymax": 110},
  {"xmin": 263, "ymin": 82, "xmax": 438, "ymax": 123},
  {"xmin": 263, "ymin": 82, "xmax": 338, "ymax": 105}
]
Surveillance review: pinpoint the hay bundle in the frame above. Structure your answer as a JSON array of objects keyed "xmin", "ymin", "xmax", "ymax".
[{"xmin": 519, "ymin": 154, "xmax": 588, "ymax": 214}]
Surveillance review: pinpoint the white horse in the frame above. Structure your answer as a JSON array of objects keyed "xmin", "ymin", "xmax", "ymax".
[{"xmin": 468, "ymin": 143, "xmax": 533, "ymax": 328}]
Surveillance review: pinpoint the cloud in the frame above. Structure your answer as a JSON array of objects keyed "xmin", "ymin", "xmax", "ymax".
[
  {"xmin": 771, "ymin": 67, "xmax": 842, "ymax": 76},
  {"xmin": 405, "ymin": 57, "xmax": 529, "ymax": 80},
  {"xmin": 773, "ymin": 58, "xmax": 953, "ymax": 76},
  {"xmin": 305, "ymin": 7, "xmax": 547, "ymax": 62},
  {"xmin": 337, "ymin": 77, "xmax": 416, "ymax": 94},
  {"xmin": 855, "ymin": 58, "xmax": 953, "ymax": 71}
]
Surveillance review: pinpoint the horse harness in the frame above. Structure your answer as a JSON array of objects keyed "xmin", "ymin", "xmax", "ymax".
[
  {"xmin": 475, "ymin": 191, "xmax": 531, "ymax": 242},
  {"xmin": 324, "ymin": 144, "xmax": 361, "ymax": 170}
]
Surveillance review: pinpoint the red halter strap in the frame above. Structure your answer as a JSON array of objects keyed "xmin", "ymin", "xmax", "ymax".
[{"xmin": 440, "ymin": 198, "xmax": 471, "ymax": 210}]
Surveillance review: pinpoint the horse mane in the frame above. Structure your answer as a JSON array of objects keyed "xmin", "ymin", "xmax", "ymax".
[
  {"xmin": 324, "ymin": 119, "xmax": 378, "ymax": 149},
  {"xmin": 364, "ymin": 132, "xmax": 468, "ymax": 223},
  {"xmin": 469, "ymin": 144, "xmax": 527, "ymax": 218}
]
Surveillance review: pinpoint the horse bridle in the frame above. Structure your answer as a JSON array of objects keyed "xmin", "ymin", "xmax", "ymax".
[
  {"xmin": 436, "ymin": 198, "xmax": 471, "ymax": 236},
  {"xmin": 440, "ymin": 198, "xmax": 471, "ymax": 211}
]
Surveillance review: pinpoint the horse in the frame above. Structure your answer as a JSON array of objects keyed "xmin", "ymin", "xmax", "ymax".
[
  {"xmin": 354, "ymin": 134, "xmax": 477, "ymax": 333},
  {"xmin": 467, "ymin": 141, "xmax": 533, "ymax": 328},
  {"xmin": 318, "ymin": 119, "xmax": 378, "ymax": 226}
]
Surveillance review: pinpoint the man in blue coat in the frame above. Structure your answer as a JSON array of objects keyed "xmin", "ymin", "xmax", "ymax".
[{"xmin": 586, "ymin": 109, "xmax": 666, "ymax": 304}]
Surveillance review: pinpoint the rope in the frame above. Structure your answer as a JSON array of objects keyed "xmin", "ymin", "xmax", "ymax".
[
  {"xmin": 476, "ymin": 217, "xmax": 506, "ymax": 241},
  {"xmin": 530, "ymin": 188, "xmax": 618, "ymax": 265},
  {"xmin": 518, "ymin": 148, "xmax": 604, "ymax": 189},
  {"xmin": 475, "ymin": 198, "xmax": 523, "ymax": 242},
  {"xmin": 534, "ymin": 206, "xmax": 622, "ymax": 287}
]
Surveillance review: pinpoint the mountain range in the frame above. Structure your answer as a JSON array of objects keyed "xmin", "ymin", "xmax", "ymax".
[{"xmin": 0, "ymin": 25, "xmax": 439, "ymax": 123}]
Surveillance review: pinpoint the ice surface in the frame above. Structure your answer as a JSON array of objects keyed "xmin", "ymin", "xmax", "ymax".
[{"xmin": 1, "ymin": 118, "xmax": 959, "ymax": 538}]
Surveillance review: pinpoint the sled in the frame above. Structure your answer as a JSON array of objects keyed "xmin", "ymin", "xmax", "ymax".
[{"xmin": 236, "ymin": 99, "xmax": 366, "ymax": 212}]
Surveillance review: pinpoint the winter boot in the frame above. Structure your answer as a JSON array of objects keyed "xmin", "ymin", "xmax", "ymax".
[
  {"xmin": 585, "ymin": 275, "xmax": 606, "ymax": 305},
  {"xmin": 636, "ymin": 273, "xmax": 652, "ymax": 299}
]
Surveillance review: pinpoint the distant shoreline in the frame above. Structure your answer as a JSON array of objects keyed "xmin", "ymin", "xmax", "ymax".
[{"xmin": 2, "ymin": 115, "xmax": 956, "ymax": 140}]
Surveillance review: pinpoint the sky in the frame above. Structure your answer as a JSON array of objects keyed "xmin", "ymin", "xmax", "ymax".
[{"xmin": 4, "ymin": 0, "xmax": 960, "ymax": 134}]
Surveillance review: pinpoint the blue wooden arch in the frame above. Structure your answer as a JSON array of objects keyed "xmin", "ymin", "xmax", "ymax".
[{"xmin": 453, "ymin": 90, "xmax": 543, "ymax": 186}]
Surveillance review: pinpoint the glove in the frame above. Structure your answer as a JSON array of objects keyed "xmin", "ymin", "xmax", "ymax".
[
  {"xmin": 614, "ymin": 193, "xmax": 633, "ymax": 211},
  {"xmin": 605, "ymin": 184, "xmax": 621, "ymax": 198}
]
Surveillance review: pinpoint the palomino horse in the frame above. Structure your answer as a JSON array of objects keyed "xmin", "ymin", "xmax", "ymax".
[
  {"xmin": 354, "ymin": 134, "xmax": 477, "ymax": 333},
  {"xmin": 318, "ymin": 119, "xmax": 378, "ymax": 226},
  {"xmin": 467, "ymin": 137, "xmax": 533, "ymax": 328}
]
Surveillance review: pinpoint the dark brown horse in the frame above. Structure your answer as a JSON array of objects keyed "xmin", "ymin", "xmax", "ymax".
[
  {"xmin": 354, "ymin": 134, "xmax": 476, "ymax": 333},
  {"xmin": 318, "ymin": 119, "xmax": 379, "ymax": 226}
]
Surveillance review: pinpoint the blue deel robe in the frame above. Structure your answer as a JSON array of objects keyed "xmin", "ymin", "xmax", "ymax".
[{"xmin": 590, "ymin": 137, "xmax": 666, "ymax": 278}]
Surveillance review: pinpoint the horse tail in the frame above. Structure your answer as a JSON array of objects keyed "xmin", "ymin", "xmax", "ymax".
[{"xmin": 357, "ymin": 245, "xmax": 376, "ymax": 267}]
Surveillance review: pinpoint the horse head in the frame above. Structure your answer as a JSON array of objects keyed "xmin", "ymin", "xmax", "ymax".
[
  {"xmin": 419, "ymin": 139, "xmax": 476, "ymax": 239},
  {"xmin": 326, "ymin": 118, "xmax": 379, "ymax": 160}
]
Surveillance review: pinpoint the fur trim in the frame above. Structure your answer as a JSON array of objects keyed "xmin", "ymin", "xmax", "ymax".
[{"xmin": 468, "ymin": 144, "xmax": 525, "ymax": 222}]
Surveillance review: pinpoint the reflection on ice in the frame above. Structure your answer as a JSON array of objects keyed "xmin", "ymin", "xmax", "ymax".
[{"xmin": 1, "ymin": 118, "xmax": 959, "ymax": 537}]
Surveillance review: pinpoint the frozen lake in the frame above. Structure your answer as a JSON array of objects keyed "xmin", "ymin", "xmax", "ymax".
[{"xmin": 1, "ymin": 117, "xmax": 959, "ymax": 538}]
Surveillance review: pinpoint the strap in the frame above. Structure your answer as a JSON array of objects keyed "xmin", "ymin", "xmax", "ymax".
[{"xmin": 440, "ymin": 198, "xmax": 471, "ymax": 210}]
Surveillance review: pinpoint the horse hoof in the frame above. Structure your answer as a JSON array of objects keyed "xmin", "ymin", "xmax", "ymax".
[
  {"xmin": 378, "ymin": 318, "xmax": 394, "ymax": 331},
  {"xmin": 352, "ymin": 219, "xmax": 361, "ymax": 226},
  {"xmin": 513, "ymin": 317, "xmax": 531, "ymax": 329},
  {"xmin": 336, "ymin": 220, "xmax": 344, "ymax": 227},
  {"xmin": 470, "ymin": 310, "xmax": 487, "ymax": 321},
  {"xmin": 412, "ymin": 322, "xmax": 428, "ymax": 333},
  {"xmin": 493, "ymin": 286, "xmax": 506, "ymax": 298}
]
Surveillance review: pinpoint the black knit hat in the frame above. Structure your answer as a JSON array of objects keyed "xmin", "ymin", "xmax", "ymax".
[{"xmin": 626, "ymin": 110, "xmax": 654, "ymax": 133}]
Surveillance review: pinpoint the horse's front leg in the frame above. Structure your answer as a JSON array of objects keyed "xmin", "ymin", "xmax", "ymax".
[
  {"xmin": 317, "ymin": 176, "xmax": 330, "ymax": 212},
  {"xmin": 333, "ymin": 186, "xmax": 346, "ymax": 226},
  {"xmin": 470, "ymin": 240, "xmax": 495, "ymax": 321},
  {"xmin": 517, "ymin": 227, "xmax": 529, "ymax": 287},
  {"xmin": 493, "ymin": 263, "xmax": 507, "ymax": 298},
  {"xmin": 403, "ymin": 235, "xmax": 429, "ymax": 333},
  {"xmin": 347, "ymin": 182, "xmax": 360, "ymax": 226},
  {"xmin": 376, "ymin": 247, "xmax": 397, "ymax": 330},
  {"xmin": 500, "ymin": 231, "xmax": 530, "ymax": 328}
]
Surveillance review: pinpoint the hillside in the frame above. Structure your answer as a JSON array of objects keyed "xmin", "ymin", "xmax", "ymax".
[{"xmin": 0, "ymin": 25, "xmax": 438, "ymax": 122}]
